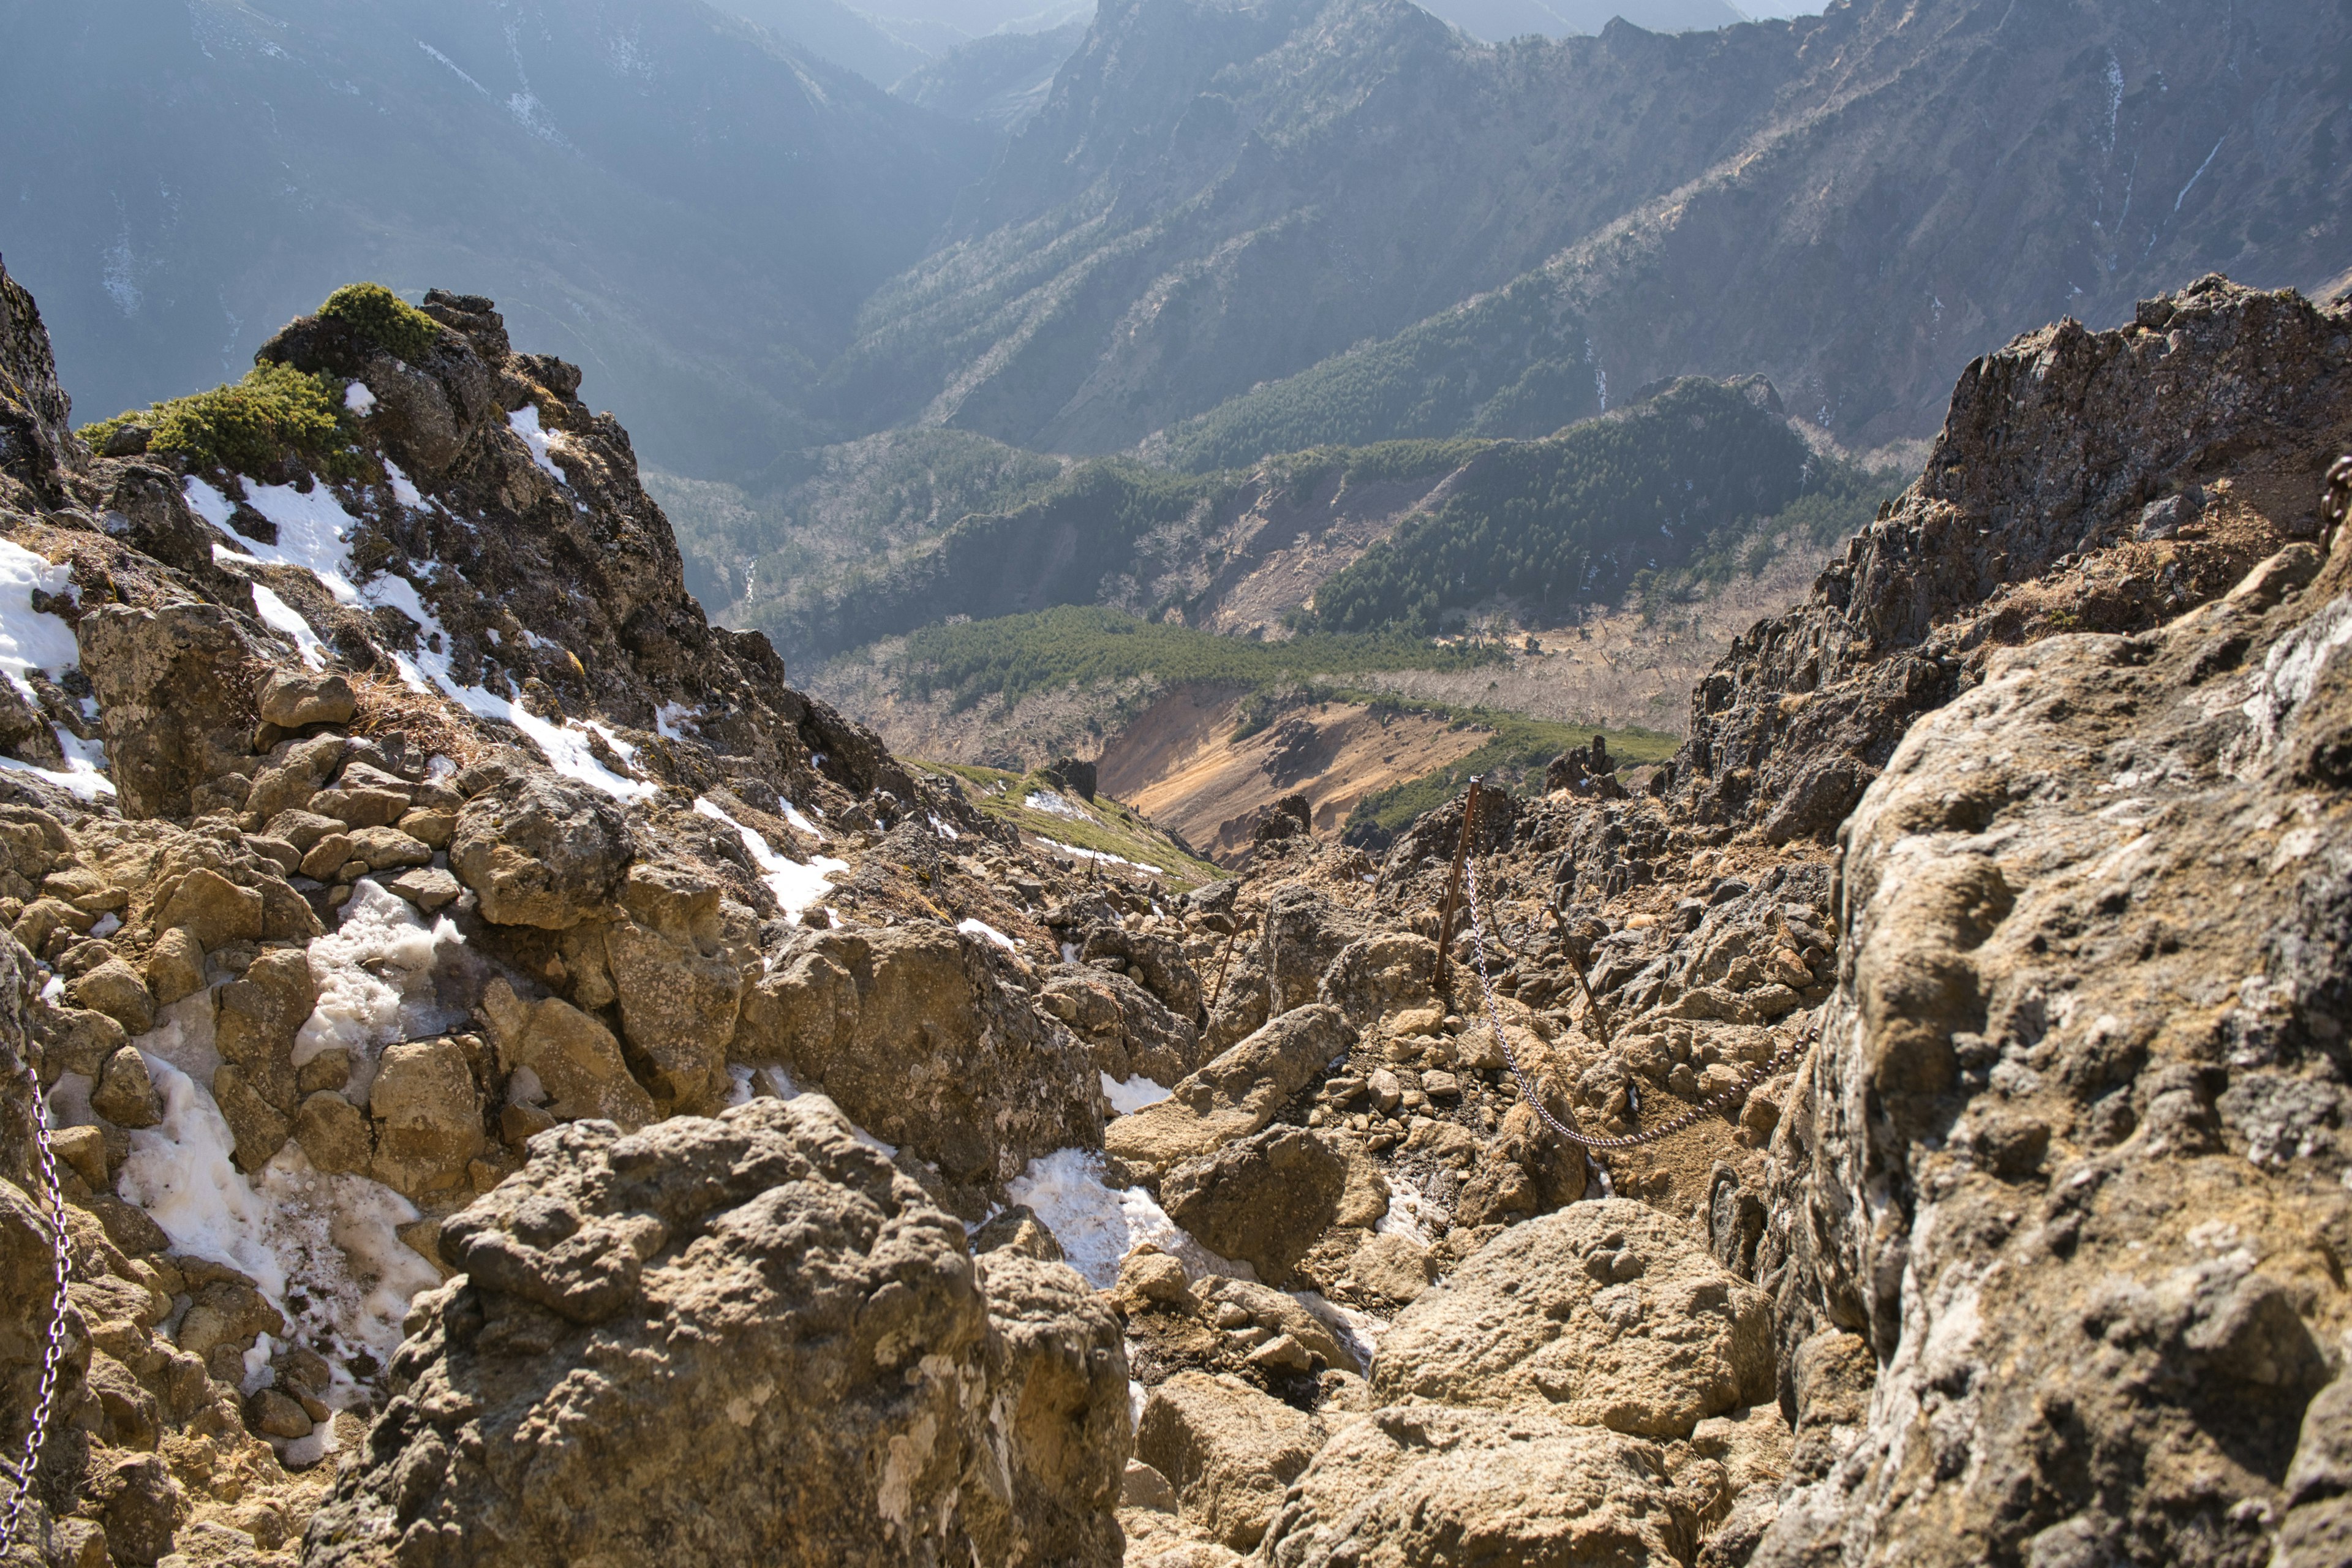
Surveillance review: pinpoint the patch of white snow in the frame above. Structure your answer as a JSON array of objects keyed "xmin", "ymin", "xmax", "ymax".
[{"xmin": 1100, "ymin": 1073, "xmax": 1172, "ymax": 1115}]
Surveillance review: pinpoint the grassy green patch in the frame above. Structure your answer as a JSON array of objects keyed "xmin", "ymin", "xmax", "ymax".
[
  {"xmin": 318, "ymin": 282, "xmax": 445, "ymax": 363},
  {"xmin": 896, "ymin": 605, "xmax": 1499, "ymax": 713},
  {"xmin": 79, "ymin": 361, "xmax": 366, "ymax": 479},
  {"xmin": 1337, "ymin": 699, "xmax": 1678, "ymax": 847}
]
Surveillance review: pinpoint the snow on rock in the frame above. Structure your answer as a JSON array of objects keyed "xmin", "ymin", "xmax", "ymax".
[
  {"xmin": 113, "ymin": 1056, "xmax": 440, "ymax": 1417},
  {"xmin": 1099, "ymin": 1072, "xmax": 1172, "ymax": 1115},
  {"xmin": 250, "ymin": 582, "xmax": 327, "ymax": 669},
  {"xmin": 958, "ymin": 916, "xmax": 1016, "ymax": 952},
  {"xmin": 693, "ymin": 796, "xmax": 845, "ymax": 922},
  {"xmin": 0, "ymin": 538, "xmax": 113, "ymax": 797},
  {"xmin": 1008, "ymin": 1148, "xmax": 1247, "ymax": 1289},
  {"xmin": 1025, "ymin": 788, "xmax": 1087, "ymax": 821},
  {"xmin": 508, "ymin": 405, "xmax": 565, "ymax": 482},
  {"xmin": 1038, "ymin": 837, "xmax": 1153, "ymax": 873},
  {"xmin": 343, "ymin": 381, "xmax": 377, "ymax": 416},
  {"xmin": 292, "ymin": 880, "xmax": 472, "ymax": 1103}
]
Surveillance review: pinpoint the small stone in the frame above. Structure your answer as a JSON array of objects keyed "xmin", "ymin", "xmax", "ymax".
[
  {"xmin": 399, "ymin": 807, "xmax": 457, "ymax": 849},
  {"xmin": 1421, "ymin": 1070, "xmax": 1461, "ymax": 1099},
  {"xmin": 972, "ymin": 1204, "xmax": 1065, "ymax": 1263},
  {"xmin": 92, "ymin": 1046, "xmax": 163, "ymax": 1128},
  {"xmin": 1246, "ymin": 1332, "xmax": 1314, "ymax": 1373},
  {"xmin": 313, "ymin": 787, "xmax": 412, "ymax": 830},
  {"xmin": 51, "ymin": 1123, "xmax": 109, "ymax": 1188},
  {"xmin": 243, "ymin": 834, "xmax": 304, "ymax": 877},
  {"xmin": 296, "ymin": 834, "xmax": 353, "ymax": 881},
  {"xmin": 386, "ymin": 865, "xmax": 462, "ymax": 912},
  {"xmin": 294, "ymin": 1090, "xmax": 373, "ymax": 1174},
  {"xmin": 347, "ymin": 826, "xmax": 433, "ymax": 871},
  {"xmin": 264, "ymin": 810, "xmax": 344, "ymax": 853},
  {"xmin": 255, "ymin": 671, "xmax": 356, "ymax": 729},
  {"xmin": 499, "ymin": 1101, "xmax": 557, "ymax": 1146},
  {"xmin": 156, "ymin": 868, "xmax": 263, "ymax": 949},
  {"xmin": 1115, "ymin": 1250, "xmax": 1196, "ymax": 1314},
  {"xmin": 1368, "ymin": 1068, "xmax": 1404, "ymax": 1113},
  {"xmin": 1121, "ymin": 1460, "xmax": 1179, "ymax": 1514},
  {"xmin": 297, "ymin": 1048, "xmax": 352, "ymax": 1095},
  {"xmin": 247, "ymin": 1387, "xmax": 314, "ymax": 1439},
  {"xmin": 1349, "ymin": 1232, "xmax": 1436, "ymax": 1305}
]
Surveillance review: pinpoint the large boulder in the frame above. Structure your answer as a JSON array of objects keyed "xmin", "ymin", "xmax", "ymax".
[
  {"xmin": 1260, "ymin": 886, "xmax": 1374, "ymax": 1014},
  {"xmin": 1134, "ymin": 1371, "xmax": 1322, "ymax": 1553},
  {"xmin": 1103, "ymin": 1005, "xmax": 1351, "ymax": 1178},
  {"xmin": 969, "ymin": 1251, "xmax": 1133, "ymax": 1567},
  {"xmin": 1374, "ymin": 1199, "xmax": 1774, "ymax": 1439},
  {"xmin": 1259, "ymin": 1406, "xmax": 1699, "ymax": 1568},
  {"xmin": 449, "ymin": 775, "xmax": 631, "ymax": 929},
  {"xmin": 75, "ymin": 603, "xmax": 257, "ymax": 820},
  {"xmin": 1160, "ymin": 1126, "xmax": 1346, "ymax": 1283},
  {"xmin": 736, "ymin": 925, "xmax": 1101, "ymax": 1193},
  {"xmin": 1042, "ymin": 965, "xmax": 1202, "ymax": 1087},
  {"xmin": 302, "ymin": 1099, "xmax": 1129, "ymax": 1567}
]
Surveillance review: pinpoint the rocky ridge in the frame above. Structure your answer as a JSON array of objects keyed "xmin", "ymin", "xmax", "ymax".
[{"xmin": 3, "ymin": 257, "xmax": 2351, "ymax": 1568}]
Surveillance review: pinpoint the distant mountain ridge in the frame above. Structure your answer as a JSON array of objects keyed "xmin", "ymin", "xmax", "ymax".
[{"xmin": 834, "ymin": 0, "xmax": 2350, "ymax": 459}]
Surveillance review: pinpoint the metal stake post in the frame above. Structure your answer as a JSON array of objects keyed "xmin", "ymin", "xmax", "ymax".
[{"xmin": 1432, "ymin": 776, "xmax": 1482, "ymax": 998}]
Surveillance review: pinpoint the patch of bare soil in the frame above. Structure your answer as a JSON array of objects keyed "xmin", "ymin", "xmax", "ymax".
[{"xmin": 1096, "ymin": 687, "xmax": 1488, "ymax": 865}]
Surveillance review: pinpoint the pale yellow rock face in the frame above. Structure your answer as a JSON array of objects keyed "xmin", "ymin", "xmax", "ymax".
[
  {"xmin": 1373, "ymin": 1199, "xmax": 1774, "ymax": 1439},
  {"xmin": 1258, "ymin": 1406, "xmax": 1698, "ymax": 1568}
]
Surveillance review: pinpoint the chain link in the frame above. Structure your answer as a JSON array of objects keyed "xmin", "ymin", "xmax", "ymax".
[
  {"xmin": 2, "ymin": 1055, "xmax": 73, "ymax": 1552},
  {"xmin": 1465, "ymin": 852, "xmax": 1813, "ymax": 1153}
]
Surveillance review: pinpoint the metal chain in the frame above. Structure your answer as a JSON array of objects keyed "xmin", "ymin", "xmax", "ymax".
[
  {"xmin": 1, "ymin": 1056, "xmax": 72, "ymax": 1551},
  {"xmin": 1466, "ymin": 852, "xmax": 1813, "ymax": 1152}
]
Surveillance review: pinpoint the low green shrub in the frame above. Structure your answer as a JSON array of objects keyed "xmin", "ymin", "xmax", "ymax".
[
  {"xmin": 318, "ymin": 282, "xmax": 444, "ymax": 363},
  {"xmin": 79, "ymin": 361, "xmax": 361, "ymax": 478}
]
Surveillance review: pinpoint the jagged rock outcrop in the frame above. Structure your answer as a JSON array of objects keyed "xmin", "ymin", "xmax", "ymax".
[
  {"xmin": 303, "ymin": 1099, "xmax": 1129, "ymax": 1567},
  {"xmin": 1678, "ymin": 277, "xmax": 2352, "ymax": 845},
  {"xmin": 1736, "ymin": 525, "xmax": 2352, "ymax": 1566}
]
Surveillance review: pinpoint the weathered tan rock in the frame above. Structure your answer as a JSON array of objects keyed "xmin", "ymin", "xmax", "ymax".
[
  {"xmin": 479, "ymin": 979, "xmax": 656, "ymax": 1132},
  {"xmin": 143, "ymin": 925, "xmax": 206, "ymax": 1005},
  {"xmin": 973, "ymin": 1204, "xmax": 1065, "ymax": 1264},
  {"xmin": 1374, "ymin": 1199, "xmax": 1773, "ymax": 1439},
  {"xmin": 1317, "ymin": 933, "xmax": 1441, "ymax": 1030},
  {"xmin": 75, "ymin": 601, "xmax": 255, "ymax": 821},
  {"xmin": 1749, "ymin": 540, "xmax": 2352, "ymax": 1568},
  {"xmin": 91, "ymin": 1044, "xmax": 162, "ymax": 1128},
  {"xmin": 154, "ymin": 867, "xmax": 263, "ymax": 948},
  {"xmin": 1187, "ymin": 1277, "xmax": 1353, "ymax": 1372},
  {"xmin": 1104, "ymin": 1005, "xmax": 1351, "ymax": 1177},
  {"xmin": 210, "ymin": 1063, "xmax": 293, "ymax": 1170},
  {"xmin": 1348, "ymin": 1232, "xmax": 1434, "ymax": 1305},
  {"xmin": 1041, "ymin": 965, "xmax": 1200, "ymax": 1087},
  {"xmin": 256, "ymin": 671, "xmax": 356, "ymax": 729},
  {"xmin": 450, "ymin": 775, "xmax": 631, "ymax": 929},
  {"xmin": 368, "ymin": 1038, "xmax": 482, "ymax": 1197},
  {"xmin": 294, "ymin": 1090, "xmax": 373, "ymax": 1175},
  {"xmin": 344, "ymin": 826, "xmax": 432, "ymax": 871},
  {"xmin": 969, "ymin": 1250, "xmax": 1133, "ymax": 1568},
  {"xmin": 604, "ymin": 911, "xmax": 742, "ymax": 1109},
  {"xmin": 737, "ymin": 924, "xmax": 1101, "ymax": 1191},
  {"xmin": 302, "ymin": 1100, "xmax": 1128, "ymax": 1567},
  {"xmin": 214, "ymin": 948, "xmax": 314, "ymax": 1117},
  {"xmin": 68, "ymin": 958, "xmax": 156, "ymax": 1035},
  {"xmin": 1134, "ymin": 1371, "xmax": 1322, "ymax": 1551},
  {"xmin": 1258, "ymin": 1406, "xmax": 1697, "ymax": 1568},
  {"xmin": 1261, "ymin": 884, "xmax": 1374, "ymax": 1014},
  {"xmin": 1161, "ymin": 1126, "xmax": 1345, "ymax": 1283}
]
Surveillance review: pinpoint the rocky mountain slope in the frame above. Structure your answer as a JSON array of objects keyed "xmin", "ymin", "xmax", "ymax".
[
  {"xmin": 0, "ymin": 0, "xmax": 989, "ymax": 479},
  {"xmin": 3, "ymin": 253, "xmax": 2351, "ymax": 1568},
  {"xmin": 835, "ymin": 0, "xmax": 2349, "ymax": 461}
]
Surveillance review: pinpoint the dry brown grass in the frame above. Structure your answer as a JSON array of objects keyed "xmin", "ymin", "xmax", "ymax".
[{"xmin": 345, "ymin": 670, "xmax": 489, "ymax": 764}]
